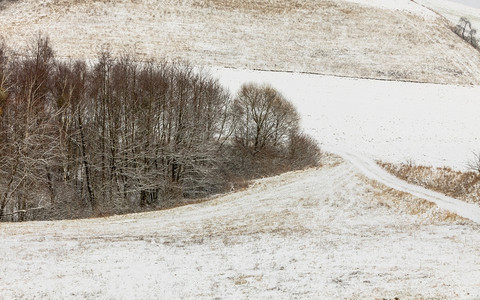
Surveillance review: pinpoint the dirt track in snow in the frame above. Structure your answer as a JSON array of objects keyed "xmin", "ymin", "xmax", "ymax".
[{"xmin": 338, "ymin": 150, "xmax": 480, "ymax": 223}]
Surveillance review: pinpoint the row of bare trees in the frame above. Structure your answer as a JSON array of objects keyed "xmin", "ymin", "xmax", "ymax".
[{"xmin": 0, "ymin": 36, "xmax": 321, "ymax": 221}]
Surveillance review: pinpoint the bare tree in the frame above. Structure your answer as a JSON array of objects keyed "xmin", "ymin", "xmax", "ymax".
[
  {"xmin": 288, "ymin": 132, "xmax": 322, "ymax": 169},
  {"xmin": 469, "ymin": 28, "xmax": 478, "ymax": 47},
  {"xmin": 232, "ymin": 83, "xmax": 299, "ymax": 156},
  {"xmin": 454, "ymin": 17, "xmax": 479, "ymax": 48},
  {"xmin": 0, "ymin": 35, "xmax": 60, "ymax": 220},
  {"xmin": 456, "ymin": 17, "xmax": 472, "ymax": 39},
  {"xmin": 227, "ymin": 83, "xmax": 322, "ymax": 179},
  {"xmin": 467, "ymin": 151, "xmax": 480, "ymax": 174}
]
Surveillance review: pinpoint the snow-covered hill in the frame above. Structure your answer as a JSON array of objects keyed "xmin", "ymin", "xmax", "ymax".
[
  {"xmin": 2, "ymin": 0, "xmax": 480, "ymax": 84},
  {"xmin": 416, "ymin": 0, "xmax": 480, "ymax": 29},
  {"xmin": 213, "ymin": 67, "xmax": 480, "ymax": 170},
  {"xmin": 1, "ymin": 156, "xmax": 479, "ymax": 299},
  {"xmin": 2, "ymin": 0, "xmax": 478, "ymax": 168},
  {"xmin": 2, "ymin": 0, "xmax": 480, "ymax": 298}
]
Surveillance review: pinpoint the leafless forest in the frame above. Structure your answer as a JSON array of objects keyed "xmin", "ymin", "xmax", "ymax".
[{"xmin": 0, "ymin": 36, "xmax": 320, "ymax": 221}]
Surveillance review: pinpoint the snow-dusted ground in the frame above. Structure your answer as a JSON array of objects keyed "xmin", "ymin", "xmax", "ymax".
[
  {"xmin": 2, "ymin": 67, "xmax": 479, "ymax": 297},
  {"xmin": 2, "ymin": 157, "xmax": 480, "ymax": 299},
  {"xmin": 340, "ymin": 150, "xmax": 480, "ymax": 222},
  {"xmin": 213, "ymin": 67, "xmax": 480, "ymax": 170},
  {"xmin": 2, "ymin": 0, "xmax": 480, "ymax": 298},
  {"xmin": 2, "ymin": 0, "xmax": 480, "ymax": 84},
  {"xmin": 1, "ymin": 0, "xmax": 477, "ymax": 169},
  {"xmin": 416, "ymin": 0, "xmax": 480, "ymax": 29}
]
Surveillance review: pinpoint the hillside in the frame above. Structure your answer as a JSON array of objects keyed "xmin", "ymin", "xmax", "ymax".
[
  {"xmin": 2, "ymin": 0, "xmax": 480, "ymax": 298},
  {"xmin": 2, "ymin": 0, "xmax": 480, "ymax": 84},
  {"xmin": 214, "ymin": 67, "xmax": 480, "ymax": 170},
  {"xmin": 416, "ymin": 0, "xmax": 480, "ymax": 29},
  {"xmin": 1, "ymin": 156, "xmax": 480, "ymax": 299}
]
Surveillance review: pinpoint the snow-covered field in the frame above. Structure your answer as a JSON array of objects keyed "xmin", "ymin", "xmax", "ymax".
[
  {"xmin": 2, "ymin": 0, "xmax": 480, "ymax": 298},
  {"xmin": 2, "ymin": 156, "xmax": 480, "ymax": 299},
  {"xmin": 416, "ymin": 0, "xmax": 480, "ymax": 29},
  {"xmin": 214, "ymin": 67, "xmax": 480, "ymax": 170},
  {"xmin": 3, "ymin": 68, "xmax": 480, "ymax": 297},
  {"xmin": 2, "ymin": 0, "xmax": 478, "ymax": 168},
  {"xmin": 2, "ymin": 0, "xmax": 480, "ymax": 84}
]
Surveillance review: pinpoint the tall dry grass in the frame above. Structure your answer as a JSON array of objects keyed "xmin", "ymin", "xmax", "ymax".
[{"xmin": 379, "ymin": 161, "xmax": 480, "ymax": 206}]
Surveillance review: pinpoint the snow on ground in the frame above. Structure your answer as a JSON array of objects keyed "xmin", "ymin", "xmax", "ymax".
[
  {"xmin": 1, "ymin": 156, "xmax": 480, "ymax": 299},
  {"xmin": 340, "ymin": 150, "xmax": 480, "ymax": 222},
  {"xmin": 213, "ymin": 67, "xmax": 480, "ymax": 170},
  {"xmin": 2, "ymin": 0, "xmax": 480, "ymax": 298},
  {"xmin": 2, "ymin": 0, "xmax": 480, "ymax": 84},
  {"xmin": 347, "ymin": 0, "xmax": 433, "ymax": 15},
  {"xmin": 0, "ymin": 60, "xmax": 475, "ymax": 300},
  {"xmin": 416, "ymin": 0, "xmax": 480, "ymax": 29}
]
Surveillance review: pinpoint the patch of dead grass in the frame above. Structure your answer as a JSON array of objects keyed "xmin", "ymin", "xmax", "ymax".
[
  {"xmin": 193, "ymin": 0, "xmax": 338, "ymax": 15},
  {"xmin": 379, "ymin": 161, "xmax": 480, "ymax": 206},
  {"xmin": 4, "ymin": 0, "xmax": 479, "ymax": 84},
  {"xmin": 323, "ymin": 152, "xmax": 344, "ymax": 169},
  {"xmin": 232, "ymin": 274, "xmax": 263, "ymax": 285},
  {"xmin": 220, "ymin": 209, "xmax": 311, "ymax": 238},
  {"xmin": 365, "ymin": 177, "xmax": 470, "ymax": 224}
]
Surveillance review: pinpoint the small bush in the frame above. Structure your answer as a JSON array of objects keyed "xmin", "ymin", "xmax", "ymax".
[
  {"xmin": 288, "ymin": 132, "xmax": 322, "ymax": 169},
  {"xmin": 227, "ymin": 83, "xmax": 321, "ymax": 180}
]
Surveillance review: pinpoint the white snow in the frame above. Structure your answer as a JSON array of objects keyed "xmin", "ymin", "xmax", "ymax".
[
  {"xmin": 2, "ymin": 0, "xmax": 480, "ymax": 298},
  {"xmin": 2, "ymin": 0, "xmax": 480, "ymax": 84},
  {"xmin": 416, "ymin": 0, "xmax": 480, "ymax": 29},
  {"xmin": 339, "ymin": 150, "xmax": 480, "ymax": 223},
  {"xmin": 1, "ymin": 158, "xmax": 480, "ymax": 299},
  {"xmin": 213, "ymin": 67, "xmax": 480, "ymax": 170},
  {"xmin": 347, "ymin": 0, "xmax": 436, "ymax": 17}
]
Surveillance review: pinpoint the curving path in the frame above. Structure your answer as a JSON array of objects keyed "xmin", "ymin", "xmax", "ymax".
[{"xmin": 335, "ymin": 149, "xmax": 480, "ymax": 223}]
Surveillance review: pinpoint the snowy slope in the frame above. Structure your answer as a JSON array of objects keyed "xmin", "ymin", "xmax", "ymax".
[
  {"xmin": 2, "ymin": 0, "xmax": 480, "ymax": 298},
  {"xmin": 416, "ymin": 0, "xmax": 480, "ymax": 29},
  {"xmin": 340, "ymin": 150, "xmax": 480, "ymax": 222},
  {"xmin": 2, "ymin": 0, "xmax": 480, "ymax": 84},
  {"xmin": 213, "ymin": 67, "xmax": 480, "ymax": 170},
  {"xmin": 1, "ymin": 157, "xmax": 480, "ymax": 299},
  {"xmin": 1, "ymin": 0, "xmax": 477, "ymax": 169}
]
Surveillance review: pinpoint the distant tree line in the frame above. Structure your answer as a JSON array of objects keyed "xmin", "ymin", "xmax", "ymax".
[
  {"xmin": 0, "ymin": 36, "xmax": 321, "ymax": 221},
  {"xmin": 454, "ymin": 17, "xmax": 479, "ymax": 49}
]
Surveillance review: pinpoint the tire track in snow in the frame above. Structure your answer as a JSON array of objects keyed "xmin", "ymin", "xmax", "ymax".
[{"xmin": 336, "ymin": 150, "xmax": 480, "ymax": 223}]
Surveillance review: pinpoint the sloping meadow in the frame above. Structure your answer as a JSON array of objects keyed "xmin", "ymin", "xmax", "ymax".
[{"xmin": 2, "ymin": 0, "xmax": 480, "ymax": 84}]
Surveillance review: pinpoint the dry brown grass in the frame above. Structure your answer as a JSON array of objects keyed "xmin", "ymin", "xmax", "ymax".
[
  {"xmin": 213, "ymin": 209, "xmax": 311, "ymax": 239},
  {"xmin": 232, "ymin": 274, "xmax": 263, "ymax": 285},
  {"xmin": 364, "ymin": 177, "xmax": 469, "ymax": 224},
  {"xmin": 4, "ymin": 0, "xmax": 480, "ymax": 84},
  {"xmin": 322, "ymin": 152, "xmax": 344, "ymax": 169},
  {"xmin": 193, "ymin": 0, "xmax": 338, "ymax": 14},
  {"xmin": 380, "ymin": 161, "xmax": 480, "ymax": 206}
]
